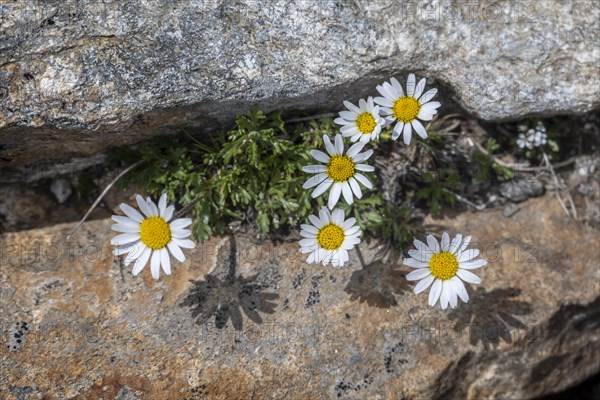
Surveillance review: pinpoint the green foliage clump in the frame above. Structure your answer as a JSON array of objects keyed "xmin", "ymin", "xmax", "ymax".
[
  {"xmin": 416, "ymin": 169, "xmax": 459, "ymax": 216},
  {"xmin": 116, "ymin": 107, "xmax": 412, "ymax": 248},
  {"xmin": 473, "ymin": 138, "xmax": 514, "ymax": 182}
]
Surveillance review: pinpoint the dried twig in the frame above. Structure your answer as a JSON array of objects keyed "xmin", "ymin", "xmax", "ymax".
[
  {"xmin": 543, "ymin": 152, "xmax": 577, "ymax": 219},
  {"xmin": 66, "ymin": 160, "xmax": 143, "ymax": 239},
  {"xmin": 173, "ymin": 196, "xmax": 203, "ymax": 219},
  {"xmin": 443, "ymin": 188, "xmax": 487, "ymax": 211}
]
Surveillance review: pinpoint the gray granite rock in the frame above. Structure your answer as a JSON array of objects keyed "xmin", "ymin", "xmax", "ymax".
[
  {"xmin": 1, "ymin": 0, "xmax": 599, "ymax": 175},
  {"xmin": 500, "ymin": 177, "xmax": 545, "ymax": 202}
]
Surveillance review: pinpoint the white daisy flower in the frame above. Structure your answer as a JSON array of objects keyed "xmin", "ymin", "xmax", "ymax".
[
  {"xmin": 334, "ymin": 97, "xmax": 386, "ymax": 143},
  {"xmin": 403, "ymin": 232, "xmax": 487, "ymax": 310},
  {"xmin": 374, "ymin": 74, "xmax": 441, "ymax": 145},
  {"xmin": 302, "ymin": 134, "xmax": 374, "ymax": 209},
  {"xmin": 299, "ymin": 207, "xmax": 362, "ymax": 268},
  {"xmin": 111, "ymin": 194, "xmax": 195, "ymax": 280}
]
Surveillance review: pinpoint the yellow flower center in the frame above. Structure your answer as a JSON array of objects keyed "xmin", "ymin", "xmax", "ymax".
[
  {"xmin": 139, "ymin": 217, "xmax": 172, "ymax": 250},
  {"xmin": 355, "ymin": 112, "xmax": 376, "ymax": 134},
  {"xmin": 393, "ymin": 96, "xmax": 421, "ymax": 123},
  {"xmin": 429, "ymin": 251, "xmax": 459, "ymax": 280},
  {"xmin": 317, "ymin": 224, "xmax": 345, "ymax": 250},
  {"xmin": 327, "ymin": 155, "xmax": 355, "ymax": 182}
]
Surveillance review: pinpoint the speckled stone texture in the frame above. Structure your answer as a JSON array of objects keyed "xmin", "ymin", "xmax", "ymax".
[
  {"xmin": 1, "ymin": 194, "xmax": 599, "ymax": 399},
  {"xmin": 1, "ymin": 0, "xmax": 599, "ymax": 174}
]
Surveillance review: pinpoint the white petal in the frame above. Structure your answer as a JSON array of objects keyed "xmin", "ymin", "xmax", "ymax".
[
  {"xmin": 312, "ymin": 178, "xmax": 333, "ymax": 198},
  {"xmin": 345, "ymin": 226, "xmax": 361, "ymax": 236},
  {"xmin": 457, "ymin": 269, "xmax": 481, "ymax": 284},
  {"xmin": 347, "ymin": 142, "xmax": 365, "ymax": 157},
  {"xmin": 392, "ymin": 121, "xmax": 404, "ymax": 141},
  {"xmin": 303, "ymin": 173, "xmax": 328, "ymax": 189},
  {"xmin": 414, "ymin": 239, "xmax": 428, "ymax": 252},
  {"xmin": 311, "ymin": 149, "xmax": 330, "ymax": 163},
  {"xmin": 451, "ymin": 277, "xmax": 469, "ymax": 303},
  {"xmin": 419, "ymin": 88, "xmax": 438, "ymax": 103},
  {"xmin": 301, "ymin": 224, "xmax": 319, "ymax": 235},
  {"xmin": 158, "ymin": 194, "xmax": 167, "ymax": 216},
  {"xmin": 458, "ymin": 249, "xmax": 480, "ymax": 262},
  {"xmin": 132, "ymin": 247, "xmax": 152, "ymax": 276},
  {"xmin": 342, "ymin": 217, "xmax": 357, "ymax": 230},
  {"xmin": 374, "ymin": 96, "xmax": 393, "ymax": 108},
  {"xmin": 343, "ymin": 100, "xmax": 361, "ymax": 114},
  {"xmin": 403, "ymin": 258, "xmax": 428, "ymax": 269},
  {"xmin": 383, "ymin": 82, "xmax": 399, "ymax": 99},
  {"xmin": 302, "ymin": 165, "xmax": 327, "ymax": 174},
  {"xmin": 352, "ymin": 149, "xmax": 374, "ymax": 163},
  {"xmin": 449, "ymin": 234, "xmax": 463, "ymax": 254},
  {"xmin": 308, "ymin": 214, "xmax": 324, "ymax": 228},
  {"xmin": 332, "ymin": 208, "xmax": 344, "ymax": 225},
  {"xmin": 341, "ymin": 182, "xmax": 353, "ymax": 205},
  {"xmin": 111, "ymin": 215, "xmax": 139, "ymax": 226},
  {"xmin": 339, "ymin": 111, "xmax": 357, "ymax": 121},
  {"xmin": 160, "ymin": 248, "xmax": 171, "ymax": 275},
  {"xmin": 348, "ymin": 177, "xmax": 362, "ymax": 199},
  {"xmin": 146, "ymin": 197, "xmax": 159, "ymax": 216},
  {"xmin": 124, "ymin": 242, "xmax": 146, "ymax": 266},
  {"xmin": 120, "ymin": 203, "xmax": 144, "ymax": 223},
  {"xmin": 136, "ymin": 195, "xmax": 152, "ymax": 217},
  {"xmin": 459, "ymin": 236, "xmax": 472, "ymax": 253},
  {"xmin": 111, "ymin": 223, "xmax": 140, "ymax": 233},
  {"xmin": 111, "ymin": 233, "xmax": 140, "ymax": 246},
  {"xmin": 328, "ymin": 183, "xmax": 342, "ymax": 209},
  {"xmin": 354, "ymin": 173, "xmax": 372, "ymax": 189},
  {"xmin": 414, "ymin": 275, "xmax": 435, "ymax": 294},
  {"xmin": 162, "ymin": 205, "xmax": 175, "ymax": 222},
  {"xmin": 334, "ymin": 134, "xmax": 344, "ymax": 154},
  {"xmin": 414, "ymin": 78, "xmax": 426, "ymax": 99},
  {"xmin": 448, "ymin": 284, "xmax": 458, "ymax": 308},
  {"xmin": 412, "ymin": 119, "xmax": 428, "ymax": 139},
  {"xmin": 407, "ymin": 268, "xmax": 431, "ymax": 281},
  {"xmin": 440, "ymin": 281, "xmax": 450, "ymax": 310},
  {"xmin": 324, "ymin": 135, "xmax": 336, "ymax": 155},
  {"xmin": 390, "ymin": 77, "xmax": 403, "ymax": 96},
  {"xmin": 150, "ymin": 250, "xmax": 161, "ymax": 280},
  {"xmin": 319, "ymin": 207, "xmax": 330, "ymax": 223},
  {"xmin": 406, "ymin": 74, "xmax": 416, "ymax": 96},
  {"xmin": 113, "ymin": 244, "xmax": 135, "ymax": 256},
  {"xmin": 168, "ymin": 242, "xmax": 186, "ymax": 262},
  {"xmin": 356, "ymin": 164, "xmax": 374, "ymax": 172},
  {"xmin": 299, "ymin": 238, "xmax": 318, "ymax": 247},
  {"xmin": 172, "ymin": 228, "xmax": 192, "ymax": 238},
  {"xmin": 172, "ymin": 238, "xmax": 195, "ymax": 249},
  {"xmin": 428, "ymin": 279, "xmax": 442, "ymax": 306},
  {"xmin": 170, "ymin": 218, "xmax": 192, "ymax": 230},
  {"xmin": 403, "ymin": 122, "xmax": 412, "ymax": 145},
  {"xmin": 441, "ymin": 232, "xmax": 450, "ymax": 251},
  {"xmin": 426, "ymin": 234, "xmax": 440, "ymax": 253}
]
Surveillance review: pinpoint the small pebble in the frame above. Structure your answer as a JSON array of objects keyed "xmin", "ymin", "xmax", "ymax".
[{"xmin": 503, "ymin": 204, "xmax": 521, "ymax": 218}]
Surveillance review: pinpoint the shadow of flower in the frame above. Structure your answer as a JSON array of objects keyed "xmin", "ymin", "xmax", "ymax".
[
  {"xmin": 181, "ymin": 274, "xmax": 278, "ymax": 330},
  {"xmin": 447, "ymin": 287, "xmax": 533, "ymax": 351},
  {"xmin": 180, "ymin": 234, "xmax": 279, "ymax": 330},
  {"xmin": 344, "ymin": 258, "xmax": 410, "ymax": 308}
]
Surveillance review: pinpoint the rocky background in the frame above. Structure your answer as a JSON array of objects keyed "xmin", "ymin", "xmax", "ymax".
[{"xmin": 1, "ymin": 1, "xmax": 600, "ymax": 399}]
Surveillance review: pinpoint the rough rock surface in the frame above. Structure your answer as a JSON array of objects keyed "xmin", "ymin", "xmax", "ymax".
[
  {"xmin": 1, "ymin": 0, "xmax": 599, "ymax": 174},
  {"xmin": 1, "ymin": 194, "xmax": 598, "ymax": 399}
]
